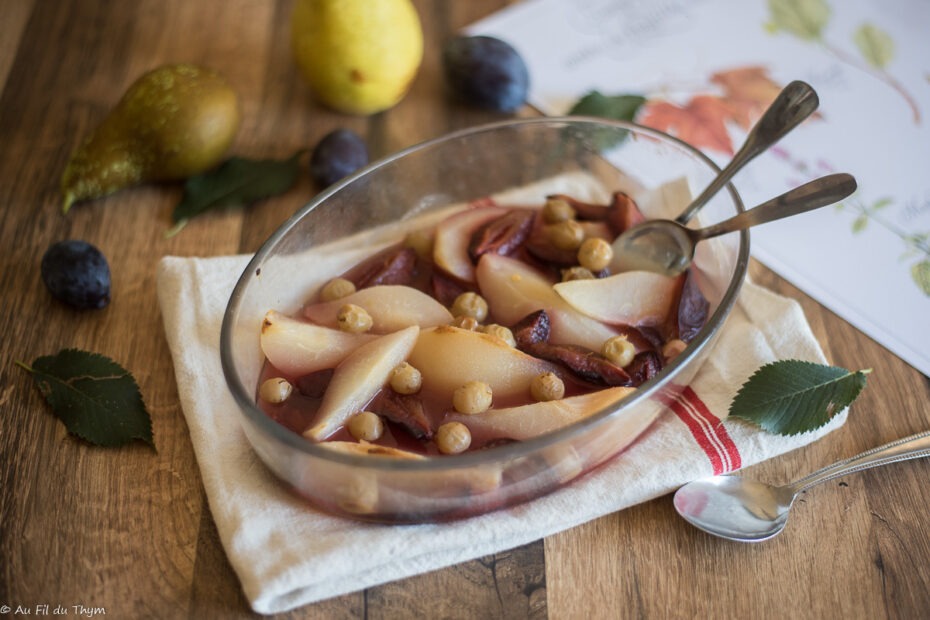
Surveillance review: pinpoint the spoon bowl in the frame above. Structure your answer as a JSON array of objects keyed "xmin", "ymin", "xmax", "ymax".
[
  {"xmin": 673, "ymin": 475, "xmax": 797, "ymax": 542},
  {"xmin": 611, "ymin": 172, "xmax": 858, "ymax": 275},
  {"xmin": 673, "ymin": 431, "xmax": 930, "ymax": 542}
]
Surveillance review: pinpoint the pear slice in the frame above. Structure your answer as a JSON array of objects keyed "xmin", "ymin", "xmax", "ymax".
[
  {"xmin": 447, "ymin": 386, "xmax": 635, "ymax": 442},
  {"xmin": 553, "ymin": 271, "xmax": 680, "ymax": 326},
  {"xmin": 323, "ymin": 442, "xmax": 501, "ymax": 492},
  {"xmin": 406, "ymin": 325, "xmax": 558, "ymax": 402},
  {"xmin": 311, "ymin": 442, "xmax": 425, "ymax": 516},
  {"xmin": 260, "ymin": 310, "xmax": 375, "ymax": 376},
  {"xmin": 433, "ymin": 206, "xmax": 507, "ymax": 282},
  {"xmin": 475, "ymin": 253, "xmax": 618, "ymax": 350},
  {"xmin": 304, "ymin": 326, "xmax": 419, "ymax": 441},
  {"xmin": 319, "ymin": 441, "xmax": 426, "ymax": 459},
  {"xmin": 303, "ymin": 285, "xmax": 453, "ymax": 332}
]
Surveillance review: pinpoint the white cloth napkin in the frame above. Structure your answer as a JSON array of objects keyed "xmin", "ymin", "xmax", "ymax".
[{"xmin": 156, "ymin": 192, "xmax": 845, "ymax": 615}]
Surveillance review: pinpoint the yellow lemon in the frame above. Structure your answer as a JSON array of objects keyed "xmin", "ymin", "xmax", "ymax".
[{"xmin": 291, "ymin": 0, "xmax": 424, "ymax": 115}]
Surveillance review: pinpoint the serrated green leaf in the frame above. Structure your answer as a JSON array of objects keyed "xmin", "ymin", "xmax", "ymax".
[
  {"xmin": 853, "ymin": 23, "xmax": 894, "ymax": 69},
  {"xmin": 729, "ymin": 360, "xmax": 870, "ymax": 435},
  {"xmin": 766, "ymin": 0, "xmax": 830, "ymax": 41},
  {"xmin": 171, "ymin": 150, "xmax": 305, "ymax": 225},
  {"xmin": 18, "ymin": 349, "xmax": 154, "ymax": 448},
  {"xmin": 911, "ymin": 260, "xmax": 930, "ymax": 296}
]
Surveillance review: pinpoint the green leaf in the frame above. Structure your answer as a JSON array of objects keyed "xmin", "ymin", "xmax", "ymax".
[
  {"xmin": 729, "ymin": 360, "xmax": 870, "ymax": 436},
  {"xmin": 766, "ymin": 0, "xmax": 830, "ymax": 41},
  {"xmin": 870, "ymin": 197, "xmax": 894, "ymax": 210},
  {"xmin": 171, "ymin": 150, "xmax": 305, "ymax": 226},
  {"xmin": 911, "ymin": 260, "xmax": 930, "ymax": 296},
  {"xmin": 568, "ymin": 91, "xmax": 646, "ymax": 122},
  {"xmin": 907, "ymin": 232, "xmax": 930, "ymax": 254},
  {"xmin": 851, "ymin": 214, "xmax": 868, "ymax": 233},
  {"xmin": 853, "ymin": 23, "xmax": 894, "ymax": 69},
  {"xmin": 18, "ymin": 349, "xmax": 154, "ymax": 448},
  {"xmin": 566, "ymin": 92, "xmax": 646, "ymax": 151}
]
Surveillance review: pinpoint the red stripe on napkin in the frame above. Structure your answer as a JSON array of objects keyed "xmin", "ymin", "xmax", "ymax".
[{"xmin": 662, "ymin": 387, "xmax": 741, "ymax": 475}]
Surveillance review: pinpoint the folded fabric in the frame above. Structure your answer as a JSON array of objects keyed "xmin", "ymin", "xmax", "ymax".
[{"xmin": 156, "ymin": 180, "xmax": 845, "ymax": 615}]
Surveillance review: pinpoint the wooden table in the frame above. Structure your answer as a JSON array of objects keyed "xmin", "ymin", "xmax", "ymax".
[{"xmin": 2, "ymin": 1, "xmax": 929, "ymax": 617}]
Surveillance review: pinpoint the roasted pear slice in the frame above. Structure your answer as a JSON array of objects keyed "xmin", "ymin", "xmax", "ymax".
[
  {"xmin": 304, "ymin": 326, "xmax": 419, "ymax": 440},
  {"xmin": 447, "ymin": 386, "xmax": 635, "ymax": 443},
  {"xmin": 554, "ymin": 271, "xmax": 681, "ymax": 327},
  {"xmin": 304, "ymin": 285, "xmax": 453, "ymax": 333},
  {"xmin": 407, "ymin": 325, "xmax": 559, "ymax": 402},
  {"xmin": 475, "ymin": 253, "xmax": 618, "ymax": 350},
  {"xmin": 260, "ymin": 310, "xmax": 375, "ymax": 376}
]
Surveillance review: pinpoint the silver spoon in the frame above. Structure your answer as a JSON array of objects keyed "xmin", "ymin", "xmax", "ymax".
[
  {"xmin": 674, "ymin": 79, "xmax": 819, "ymax": 225},
  {"xmin": 673, "ymin": 431, "xmax": 930, "ymax": 543},
  {"xmin": 610, "ymin": 172, "xmax": 857, "ymax": 275}
]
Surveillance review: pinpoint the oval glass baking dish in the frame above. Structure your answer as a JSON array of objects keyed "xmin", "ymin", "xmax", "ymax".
[{"xmin": 220, "ymin": 117, "xmax": 748, "ymax": 523}]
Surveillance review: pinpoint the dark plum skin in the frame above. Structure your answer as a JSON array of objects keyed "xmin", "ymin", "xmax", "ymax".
[
  {"xmin": 309, "ymin": 128, "xmax": 369, "ymax": 187},
  {"xmin": 442, "ymin": 35, "xmax": 529, "ymax": 112},
  {"xmin": 678, "ymin": 270, "xmax": 709, "ymax": 343},
  {"xmin": 40, "ymin": 240, "xmax": 111, "ymax": 309}
]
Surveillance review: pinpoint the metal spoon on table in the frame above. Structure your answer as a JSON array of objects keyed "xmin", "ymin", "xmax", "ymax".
[
  {"xmin": 674, "ymin": 79, "xmax": 820, "ymax": 225},
  {"xmin": 610, "ymin": 172, "xmax": 857, "ymax": 275},
  {"xmin": 672, "ymin": 431, "xmax": 930, "ymax": 542}
]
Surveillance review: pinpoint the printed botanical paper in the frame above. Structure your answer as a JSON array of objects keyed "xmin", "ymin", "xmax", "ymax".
[{"xmin": 468, "ymin": 0, "xmax": 930, "ymax": 376}]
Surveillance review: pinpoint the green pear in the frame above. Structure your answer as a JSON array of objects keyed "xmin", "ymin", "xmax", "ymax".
[{"xmin": 61, "ymin": 63, "xmax": 240, "ymax": 213}]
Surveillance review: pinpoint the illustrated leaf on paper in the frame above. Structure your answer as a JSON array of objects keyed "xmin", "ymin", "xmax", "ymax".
[
  {"xmin": 764, "ymin": 0, "xmax": 919, "ymax": 123},
  {"xmin": 832, "ymin": 193, "xmax": 930, "ymax": 297},
  {"xmin": 169, "ymin": 150, "xmax": 305, "ymax": 233},
  {"xmin": 639, "ymin": 96, "xmax": 738, "ymax": 154},
  {"xmin": 765, "ymin": 0, "xmax": 830, "ymax": 41},
  {"xmin": 871, "ymin": 197, "xmax": 893, "ymax": 211},
  {"xmin": 903, "ymin": 232, "xmax": 930, "ymax": 261},
  {"xmin": 853, "ymin": 23, "xmax": 894, "ymax": 69},
  {"xmin": 639, "ymin": 66, "xmax": 817, "ymax": 156},
  {"xmin": 851, "ymin": 214, "xmax": 868, "ymax": 233},
  {"xmin": 18, "ymin": 349, "xmax": 155, "ymax": 448},
  {"xmin": 711, "ymin": 66, "xmax": 819, "ymax": 129},
  {"xmin": 729, "ymin": 360, "xmax": 870, "ymax": 436},
  {"xmin": 848, "ymin": 197, "xmax": 895, "ymax": 234},
  {"xmin": 911, "ymin": 261, "xmax": 930, "ymax": 296}
]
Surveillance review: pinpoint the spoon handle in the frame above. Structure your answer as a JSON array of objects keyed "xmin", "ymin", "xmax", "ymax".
[
  {"xmin": 693, "ymin": 172, "xmax": 858, "ymax": 241},
  {"xmin": 675, "ymin": 80, "xmax": 819, "ymax": 225},
  {"xmin": 788, "ymin": 431, "xmax": 930, "ymax": 495}
]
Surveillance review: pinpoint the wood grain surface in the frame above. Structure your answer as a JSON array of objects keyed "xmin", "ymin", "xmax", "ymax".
[{"xmin": 1, "ymin": 1, "xmax": 928, "ymax": 618}]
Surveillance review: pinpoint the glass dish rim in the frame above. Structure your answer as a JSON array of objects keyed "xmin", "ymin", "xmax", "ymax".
[{"xmin": 220, "ymin": 116, "xmax": 749, "ymax": 472}]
